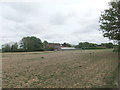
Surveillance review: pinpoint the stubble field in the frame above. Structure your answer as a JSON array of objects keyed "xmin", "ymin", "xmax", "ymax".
[{"xmin": 2, "ymin": 49, "xmax": 118, "ymax": 88}]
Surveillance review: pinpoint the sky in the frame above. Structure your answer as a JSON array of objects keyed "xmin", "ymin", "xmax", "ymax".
[{"xmin": 0, "ymin": 0, "xmax": 112, "ymax": 47}]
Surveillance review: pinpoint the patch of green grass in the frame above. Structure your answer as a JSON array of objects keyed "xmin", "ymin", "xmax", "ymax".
[
  {"xmin": 31, "ymin": 52, "xmax": 46, "ymax": 54},
  {"xmin": 2, "ymin": 56, "xmax": 6, "ymax": 58},
  {"xmin": 103, "ymin": 67, "xmax": 118, "ymax": 88},
  {"xmin": 31, "ymin": 51, "xmax": 56, "ymax": 55},
  {"xmin": 37, "ymin": 75, "xmax": 48, "ymax": 80}
]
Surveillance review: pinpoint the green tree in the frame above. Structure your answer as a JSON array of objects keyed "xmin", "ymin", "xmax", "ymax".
[
  {"xmin": 101, "ymin": 42, "xmax": 114, "ymax": 48},
  {"xmin": 20, "ymin": 36, "xmax": 43, "ymax": 51},
  {"xmin": 11, "ymin": 43, "xmax": 18, "ymax": 52},
  {"xmin": 43, "ymin": 40, "xmax": 49, "ymax": 50},
  {"xmin": 62, "ymin": 42, "xmax": 72, "ymax": 47},
  {"xmin": 106, "ymin": 42, "xmax": 114, "ymax": 48},
  {"xmin": 2, "ymin": 44, "xmax": 11, "ymax": 52},
  {"xmin": 99, "ymin": 1, "xmax": 120, "ymax": 40},
  {"xmin": 76, "ymin": 42, "xmax": 98, "ymax": 49}
]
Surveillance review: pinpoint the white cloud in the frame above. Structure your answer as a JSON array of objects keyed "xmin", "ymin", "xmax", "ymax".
[{"xmin": 0, "ymin": 0, "xmax": 112, "ymax": 47}]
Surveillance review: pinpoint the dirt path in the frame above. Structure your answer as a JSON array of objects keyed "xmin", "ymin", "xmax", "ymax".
[{"xmin": 2, "ymin": 49, "xmax": 118, "ymax": 88}]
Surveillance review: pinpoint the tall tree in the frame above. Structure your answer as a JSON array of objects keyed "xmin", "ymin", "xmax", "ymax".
[
  {"xmin": 20, "ymin": 36, "xmax": 43, "ymax": 51},
  {"xmin": 76, "ymin": 42, "xmax": 98, "ymax": 49},
  {"xmin": 11, "ymin": 43, "xmax": 18, "ymax": 51},
  {"xmin": 99, "ymin": 1, "xmax": 120, "ymax": 41},
  {"xmin": 62, "ymin": 42, "xmax": 72, "ymax": 47},
  {"xmin": 2, "ymin": 44, "xmax": 11, "ymax": 52},
  {"xmin": 101, "ymin": 42, "xmax": 114, "ymax": 48},
  {"xmin": 43, "ymin": 40, "xmax": 49, "ymax": 50}
]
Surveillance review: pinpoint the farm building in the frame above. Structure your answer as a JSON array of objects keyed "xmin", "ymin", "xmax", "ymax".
[
  {"xmin": 60, "ymin": 47, "xmax": 76, "ymax": 50},
  {"xmin": 48, "ymin": 43, "xmax": 62, "ymax": 51},
  {"xmin": 48, "ymin": 43, "xmax": 76, "ymax": 51}
]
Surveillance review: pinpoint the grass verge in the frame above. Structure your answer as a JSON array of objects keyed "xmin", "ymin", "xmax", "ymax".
[{"xmin": 103, "ymin": 67, "xmax": 118, "ymax": 88}]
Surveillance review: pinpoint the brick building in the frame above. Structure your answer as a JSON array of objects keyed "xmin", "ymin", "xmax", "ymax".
[{"xmin": 48, "ymin": 43, "xmax": 62, "ymax": 51}]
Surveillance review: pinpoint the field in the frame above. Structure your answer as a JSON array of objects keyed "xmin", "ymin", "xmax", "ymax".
[{"xmin": 2, "ymin": 49, "xmax": 118, "ymax": 88}]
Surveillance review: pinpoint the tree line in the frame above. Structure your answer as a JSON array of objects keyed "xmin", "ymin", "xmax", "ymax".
[
  {"xmin": 2, "ymin": 0, "xmax": 120, "ymax": 52},
  {"xmin": 75, "ymin": 42, "xmax": 114, "ymax": 49},
  {"xmin": 1, "ymin": 36, "xmax": 75, "ymax": 52},
  {"xmin": 2, "ymin": 36, "xmax": 49, "ymax": 52},
  {"xmin": 1, "ymin": 36, "xmax": 114, "ymax": 52}
]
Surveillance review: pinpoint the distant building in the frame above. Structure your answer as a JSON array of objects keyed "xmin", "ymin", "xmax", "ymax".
[
  {"xmin": 48, "ymin": 43, "xmax": 62, "ymax": 51},
  {"xmin": 48, "ymin": 43, "xmax": 76, "ymax": 51},
  {"xmin": 61, "ymin": 47, "xmax": 76, "ymax": 50}
]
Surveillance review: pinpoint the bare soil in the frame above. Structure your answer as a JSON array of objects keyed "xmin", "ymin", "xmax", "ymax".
[{"xmin": 2, "ymin": 49, "xmax": 118, "ymax": 88}]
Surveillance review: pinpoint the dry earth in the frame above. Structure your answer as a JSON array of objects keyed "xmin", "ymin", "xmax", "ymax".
[{"xmin": 2, "ymin": 49, "xmax": 118, "ymax": 88}]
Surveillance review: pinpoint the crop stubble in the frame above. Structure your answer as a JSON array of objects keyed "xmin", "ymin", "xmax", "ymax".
[{"xmin": 2, "ymin": 49, "xmax": 118, "ymax": 88}]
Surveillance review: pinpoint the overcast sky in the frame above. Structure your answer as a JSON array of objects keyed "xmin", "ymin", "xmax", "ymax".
[{"xmin": 0, "ymin": 0, "xmax": 112, "ymax": 47}]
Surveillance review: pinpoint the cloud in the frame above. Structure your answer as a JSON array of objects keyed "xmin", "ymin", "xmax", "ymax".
[
  {"xmin": 50, "ymin": 11, "xmax": 76, "ymax": 25},
  {"xmin": 0, "ymin": 0, "xmax": 112, "ymax": 47},
  {"xmin": 50, "ymin": 13, "xmax": 67, "ymax": 25}
]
